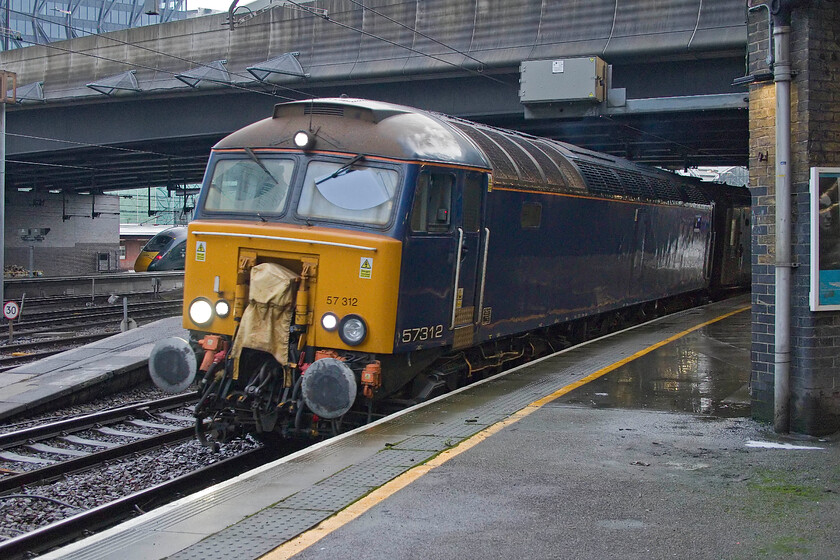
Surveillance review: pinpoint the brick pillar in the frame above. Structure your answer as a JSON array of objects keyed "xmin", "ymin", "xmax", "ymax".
[{"xmin": 749, "ymin": 2, "xmax": 840, "ymax": 435}]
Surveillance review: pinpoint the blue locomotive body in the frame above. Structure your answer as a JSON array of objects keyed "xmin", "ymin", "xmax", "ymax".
[
  {"xmin": 149, "ymin": 98, "xmax": 748, "ymax": 442},
  {"xmin": 390, "ymin": 122, "xmax": 739, "ymax": 360}
]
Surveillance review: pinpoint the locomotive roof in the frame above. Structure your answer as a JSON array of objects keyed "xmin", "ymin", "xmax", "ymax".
[
  {"xmin": 214, "ymin": 98, "xmax": 491, "ymax": 169},
  {"xmin": 215, "ymin": 98, "xmax": 713, "ymax": 205}
]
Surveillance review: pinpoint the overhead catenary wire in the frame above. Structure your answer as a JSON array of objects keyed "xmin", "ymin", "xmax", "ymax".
[
  {"xmin": 2, "ymin": 0, "xmax": 528, "ymax": 197},
  {"xmin": 10, "ymin": 0, "xmax": 515, "ymax": 100},
  {"xmin": 283, "ymin": 0, "xmax": 515, "ymax": 89},
  {"xmin": 3, "ymin": 7, "xmax": 309, "ymax": 173},
  {"xmin": 5, "ymin": 0, "xmax": 519, "ymax": 167},
  {"xmin": 343, "ymin": 0, "xmax": 488, "ymax": 70},
  {"xmin": 599, "ymin": 115, "xmax": 727, "ymax": 164},
  {"xmin": 10, "ymin": 37, "xmax": 300, "ymax": 103},
  {"xmin": 5, "ymin": 130, "xmax": 211, "ymax": 177},
  {"xmin": 7, "ymin": 159, "xmax": 95, "ymax": 171},
  {"xmin": 5, "ymin": 7, "xmax": 309, "ymax": 102},
  {"xmin": 7, "ymin": 132, "xmax": 204, "ymax": 160}
]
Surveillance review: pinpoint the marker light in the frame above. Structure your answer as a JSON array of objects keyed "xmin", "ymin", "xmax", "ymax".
[
  {"xmin": 321, "ymin": 312, "xmax": 339, "ymax": 332},
  {"xmin": 214, "ymin": 299, "xmax": 231, "ymax": 319},
  {"xmin": 294, "ymin": 130, "xmax": 315, "ymax": 150},
  {"xmin": 339, "ymin": 314, "xmax": 367, "ymax": 346},
  {"xmin": 188, "ymin": 298, "xmax": 213, "ymax": 326}
]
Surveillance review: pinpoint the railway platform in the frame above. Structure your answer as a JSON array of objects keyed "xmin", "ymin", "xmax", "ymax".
[
  {"xmin": 0, "ymin": 317, "xmax": 187, "ymax": 421},
  {"xmin": 32, "ymin": 294, "xmax": 840, "ymax": 559}
]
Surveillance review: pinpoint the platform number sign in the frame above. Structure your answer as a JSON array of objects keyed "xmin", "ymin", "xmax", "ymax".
[{"xmin": 3, "ymin": 301, "xmax": 20, "ymax": 320}]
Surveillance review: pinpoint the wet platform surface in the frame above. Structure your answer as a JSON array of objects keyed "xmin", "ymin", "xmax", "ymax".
[
  {"xmin": 0, "ymin": 317, "xmax": 187, "ymax": 421},
  {"xmin": 39, "ymin": 295, "xmax": 840, "ymax": 560},
  {"xmin": 556, "ymin": 304, "xmax": 751, "ymax": 417}
]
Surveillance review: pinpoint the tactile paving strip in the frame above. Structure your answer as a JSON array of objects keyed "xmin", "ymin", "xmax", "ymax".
[
  {"xmin": 392, "ymin": 435, "xmax": 456, "ymax": 452},
  {"xmin": 274, "ymin": 481, "xmax": 373, "ymax": 512},
  {"xmin": 168, "ymin": 508, "xmax": 327, "ymax": 560}
]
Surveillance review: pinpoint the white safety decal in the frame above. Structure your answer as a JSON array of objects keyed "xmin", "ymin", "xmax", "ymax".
[
  {"xmin": 195, "ymin": 241, "xmax": 207, "ymax": 262},
  {"xmin": 359, "ymin": 257, "xmax": 373, "ymax": 279}
]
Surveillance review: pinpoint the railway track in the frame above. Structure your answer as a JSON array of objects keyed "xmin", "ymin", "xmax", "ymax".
[
  {"xmin": 2, "ymin": 290, "xmax": 168, "ymax": 311},
  {"xmin": 0, "ymin": 393, "xmax": 199, "ymax": 489},
  {"xmin": 0, "ymin": 394, "xmax": 296, "ymax": 560},
  {"xmin": 0, "ymin": 298, "xmax": 183, "ymax": 372},
  {"xmin": 0, "ymin": 446, "xmax": 278, "ymax": 560},
  {"xmin": 0, "ymin": 334, "xmax": 120, "ymax": 373},
  {"xmin": 0, "ymin": 299, "xmax": 183, "ymax": 337}
]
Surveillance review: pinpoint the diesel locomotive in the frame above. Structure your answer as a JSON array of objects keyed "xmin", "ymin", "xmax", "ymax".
[{"xmin": 148, "ymin": 98, "xmax": 749, "ymax": 444}]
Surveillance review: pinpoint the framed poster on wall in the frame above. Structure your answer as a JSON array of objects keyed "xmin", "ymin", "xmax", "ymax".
[{"xmin": 810, "ymin": 167, "xmax": 840, "ymax": 310}]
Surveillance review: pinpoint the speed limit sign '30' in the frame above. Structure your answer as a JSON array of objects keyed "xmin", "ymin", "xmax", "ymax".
[{"xmin": 3, "ymin": 301, "xmax": 20, "ymax": 320}]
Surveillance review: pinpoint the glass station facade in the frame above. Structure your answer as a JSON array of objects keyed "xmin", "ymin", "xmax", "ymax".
[{"xmin": 0, "ymin": 0, "xmax": 187, "ymax": 51}]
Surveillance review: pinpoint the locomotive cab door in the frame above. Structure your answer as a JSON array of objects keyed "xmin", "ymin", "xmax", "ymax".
[
  {"xmin": 451, "ymin": 171, "xmax": 489, "ymax": 349},
  {"xmin": 400, "ymin": 169, "xmax": 488, "ymax": 352}
]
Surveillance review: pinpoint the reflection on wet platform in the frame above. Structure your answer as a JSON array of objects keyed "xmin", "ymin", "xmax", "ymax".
[{"xmin": 557, "ymin": 304, "xmax": 751, "ymax": 417}]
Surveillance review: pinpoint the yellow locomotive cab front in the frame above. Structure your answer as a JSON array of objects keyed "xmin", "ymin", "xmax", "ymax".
[{"xmin": 182, "ymin": 220, "xmax": 402, "ymax": 356}]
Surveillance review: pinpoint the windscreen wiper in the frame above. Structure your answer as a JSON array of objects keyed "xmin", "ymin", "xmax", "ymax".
[
  {"xmin": 316, "ymin": 154, "xmax": 365, "ymax": 184},
  {"xmin": 245, "ymin": 147, "xmax": 280, "ymax": 185}
]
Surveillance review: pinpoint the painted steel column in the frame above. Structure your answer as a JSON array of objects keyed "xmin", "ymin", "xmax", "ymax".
[{"xmin": 773, "ymin": 21, "xmax": 792, "ymax": 433}]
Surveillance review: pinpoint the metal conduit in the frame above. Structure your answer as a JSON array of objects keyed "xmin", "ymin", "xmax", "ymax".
[
  {"xmin": 773, "ymin": 22, "xmax": 792, "ymax": 433},
  {"xmin": 771, "ymin": 2, "xmax": 800, "ymax": 434}
]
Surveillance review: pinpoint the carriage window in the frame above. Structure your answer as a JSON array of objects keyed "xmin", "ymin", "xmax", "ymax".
[
  {"xmin": 141, "ymin": 234, "xmax": 174, "ymax": 252},
  {"xmin": 521, "ymin": 202, "xmax": 542, "ymax": 228},
  {"xmin": 204, "ymin": 157, "xmax": 294, "ymax": 214},
  {"xmin": 298, "ymin": 160, "xmax": 399, "ymax": 226},
  {"xmin": 411, "ymin": 172, "xmax": 454, "ymax": 233}
]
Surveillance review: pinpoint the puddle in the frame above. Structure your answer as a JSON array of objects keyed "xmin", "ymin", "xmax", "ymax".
[{"xmin": 556, "ymin": 315, "xmax": 751, "ymax": 417}]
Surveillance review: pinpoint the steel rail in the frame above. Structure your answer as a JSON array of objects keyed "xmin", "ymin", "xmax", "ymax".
[
  {"xmin": 3, "ymin": 307, "xmax": 180, "ymax": 338},
  {"xmin": 0, "ymin": 332, "xmax": 114, "ymax": 356},
  {"xmin": 2, "ymin": 300, "xmax": 182, "ymax": 330},
  {"xmin": 0, "ymin": 393, "xmax": 197, "ymax": 448},
  {"xmin": 0, "ymin": 447, "xmax": 277, "ymax": 560},
  {"xmin": 0, "ymin": 426, "xmax": 196, "ymax": 494}
]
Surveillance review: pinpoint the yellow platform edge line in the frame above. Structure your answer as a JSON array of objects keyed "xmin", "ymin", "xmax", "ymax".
[{"xmin": 261, "ymin": 304, "xmax": 750, "ymax": 560}]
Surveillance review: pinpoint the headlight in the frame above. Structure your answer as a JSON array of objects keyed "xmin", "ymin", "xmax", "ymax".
[
  {"xmin": 188, "ymin": 298, "xmax": 213, "ymax": 326},
  {"xmin": 321, "ymin": 312, "xmax": 339, "ymax": 331},
  {"xmin": 294, "ymin": 130, "xmax": 315, "ymax": 150},
  {"xmin": 215, "ymin": 299, "xmax": 231, "ymax": 319},
  {"xmin": 339, "ymin": 314, "xmax": 367, "ymax": 346}
]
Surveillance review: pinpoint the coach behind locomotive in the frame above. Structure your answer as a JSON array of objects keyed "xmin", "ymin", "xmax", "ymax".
[{"xmin": 148, "ymin": 98, "xmax": 749, "ymax": 444}]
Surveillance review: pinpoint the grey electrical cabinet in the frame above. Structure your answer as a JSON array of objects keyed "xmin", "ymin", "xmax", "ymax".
[{"xmin": 519, "ymin": 57, "xmax": 606, "ymax": 103}]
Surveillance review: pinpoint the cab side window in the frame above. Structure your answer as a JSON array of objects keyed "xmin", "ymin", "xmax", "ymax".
[{"xmin": 411, "ymin": 172, "xmax": 454, "ymax": 233}]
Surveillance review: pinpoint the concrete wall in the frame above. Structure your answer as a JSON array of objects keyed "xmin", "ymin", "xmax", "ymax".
[
  {"xmin": 122, "ymin": 238, "xmax": 144, "ymax": 271},
  {"xmin": 749, "ymin": 2, "xmax": 840, "ymax": 435},
  {"xmin": 3, "ymin": 192, "xmax": 120, "ymax": 277},
  {"xmin": 1, "ymin": 0, "xmax": 746, "ymax": 103}
]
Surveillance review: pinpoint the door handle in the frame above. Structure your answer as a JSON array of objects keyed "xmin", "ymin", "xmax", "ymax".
[{"xmin": 450, "ymin": 228, "xmax": 464, "ymax": 329}]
